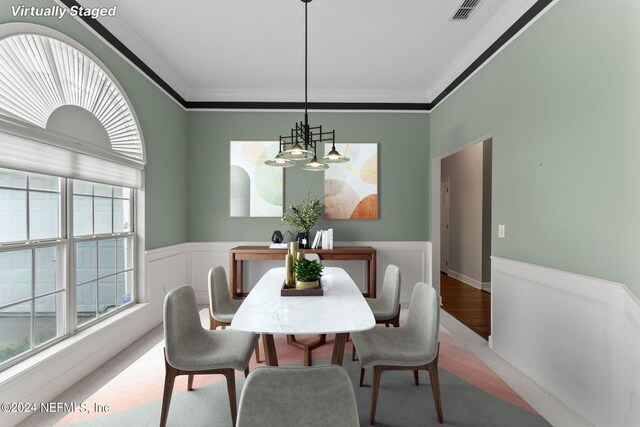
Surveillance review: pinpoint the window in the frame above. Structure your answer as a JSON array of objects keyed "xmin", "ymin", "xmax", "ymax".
[
  {"xmin": 72, "ymin": 180, "xmax": 134, "ymax": 326},
  {"xmin": 0, "ymin": 168, "xmax": 135, "ymax": 367},
  {"xmin": 0, "ymin": 27, "xmax": 144, "ymax": 370}
]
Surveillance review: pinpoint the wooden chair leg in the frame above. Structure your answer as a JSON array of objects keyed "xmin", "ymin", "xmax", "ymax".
[
  {"xmin": 352, "ymin": 344, "xmax": 357, "ymax": 361},
  {"xmin": 187, "ymin": 374, "xmax": 194, "ymax": 391},
  {"xmin": 359, "ymin": 367, "xmax": 365, "ymax": 387},
  {"xmin": 254, "ymin": 339, "xmax": 262, "ymax": 363},
  {"xmin": 413, "ymin": 370, "xmax": 420, "ymax": 386},
  {"xmin": 160, "ymin": 357, "xmax": 177, "ymax": 427},
  {"xmin": 393, "ymin": 305, "xmax": 401, "ymax": 327},
  {"xmin": 370, "ymin": 366, "xmax": 383, "ymax": 425},
  {"xmin": 223, "ymin": 369, "xmax": 238, "ymax": 427},
  {"xmin": 303, "ymin": 346, "xmax": 311, "ymax": 367},
  {"xmin": 427, "ymin": 360, "xmax": 443, "ymax": 423},
  {"xmin": 209, "ymin": 309, "xmax": 216, "ymax": 330}
]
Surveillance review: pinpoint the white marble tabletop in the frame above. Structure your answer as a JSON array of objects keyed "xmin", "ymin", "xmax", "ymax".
[{"xmin": 231, "ymin": 267, "xmax": 375, "ymax": 335}]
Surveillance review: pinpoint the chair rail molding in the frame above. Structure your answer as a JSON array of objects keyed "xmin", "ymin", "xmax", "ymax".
[{"xmin": 491, "ymin": 256, "xmax": 639, "ymax": 427}]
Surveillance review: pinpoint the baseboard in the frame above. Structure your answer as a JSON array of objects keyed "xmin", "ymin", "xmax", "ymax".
[
  {"xmin": 482, "ymin": 281, "xmax": 492, "ymax": 293},
  {"xmin": 448, "ymin": 269, "xmax": 483, "ymax": 290},
  {"xmin": 491, "ymin": 256, "xmax": 639, "ymax": 427}
]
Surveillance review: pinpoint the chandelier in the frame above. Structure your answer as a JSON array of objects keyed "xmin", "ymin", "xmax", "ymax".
[{"xmin": 265, "ymin": 0, "xmax": 349, "ymax": 171}]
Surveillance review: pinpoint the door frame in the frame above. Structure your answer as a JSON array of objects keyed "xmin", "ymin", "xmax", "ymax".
[
  {"xmin": 440, "ymin": 177, "xmax": 450, "ymax": 274},
  {"xmin": 430, "ymin": 133, "xmax": 492, "ymax": 292}
]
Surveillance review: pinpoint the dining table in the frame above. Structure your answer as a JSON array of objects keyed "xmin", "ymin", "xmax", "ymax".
[{"xmin": 230, "ymin": 266, "xmax": 375, "ymax": 366}]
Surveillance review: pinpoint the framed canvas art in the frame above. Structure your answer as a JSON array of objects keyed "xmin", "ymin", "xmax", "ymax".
[
  {"xmin": 230, "ymin": 141, "xmax": 283, "ymax": 217},
  {"xmin": 324, "ymin": 143, "xmax": 378, "ymax": 220}
]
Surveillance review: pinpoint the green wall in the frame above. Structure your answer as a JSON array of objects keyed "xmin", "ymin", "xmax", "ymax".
[
  {"xmin": 430, "ymin": 0, "xmax": 640, "ymax": 294},
  {"xmin": 187, "ymin": 112, "xmax": 429, "ymax": 242},
  {"xmin": 0, "ymin": 1, "xmax": 189, "ymax": 249},
  {"xmin": 5, "ymin": 0, "xmax": 639, "ymax": 296}
]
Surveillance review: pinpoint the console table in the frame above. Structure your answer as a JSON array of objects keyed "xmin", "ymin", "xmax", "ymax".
[{"xmin": 229, "ymin": 245, "xmax": 377, "ymax": 299}]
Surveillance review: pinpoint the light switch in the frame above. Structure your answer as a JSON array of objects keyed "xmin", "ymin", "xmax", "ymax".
[{"xmin": 498, "ymin": 224, "xmax": 506, "ymax": 238}]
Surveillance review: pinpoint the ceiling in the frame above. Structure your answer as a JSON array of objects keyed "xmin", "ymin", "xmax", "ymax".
[{"xmin": 73, "ymin": 0, "xmax": 547, "ymax": 108}]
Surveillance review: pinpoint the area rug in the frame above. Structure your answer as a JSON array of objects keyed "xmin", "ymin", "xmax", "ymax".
[
  {"xmin": 65, "ymin": 355, "xmax": 549, "ymax": 427},
  {"xmin": 55, "ymin": 319, "xmax": 550, "ymax": 427}
]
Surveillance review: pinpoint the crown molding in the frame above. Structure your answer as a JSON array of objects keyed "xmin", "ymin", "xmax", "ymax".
[
  {"xmin": 428, "ymin": 0, "xmax": 558, "ymax": 110},
  {"xmin": 83, "ymin": 0, "xmax": 191, "ymax": 98},
  {"xmin": 186, "ymin": 88, "xmax": 429, "ymax": 104},
  {"xmin": 427, "ymin": 0, "xmax": 538, "ymax": 101},
  {"xmin": 184, "ymin": 101, "xmax": 430, "ymax": 111},
  {"xmin": 56, "ymin": 0, "xmax": 188, "ymax": 108},
  {"xmin": 60, "ymin": 0, "xmax": 556, "ymax": 112}
]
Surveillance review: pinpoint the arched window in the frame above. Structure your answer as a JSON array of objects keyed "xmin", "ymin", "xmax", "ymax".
[
  {"xmin": 0, "ymin": 31, "xmax": 144, "ymax": 162},
  {"xmin": 0, "ymin": 24, "xmax": 144, "ymax": 369}
]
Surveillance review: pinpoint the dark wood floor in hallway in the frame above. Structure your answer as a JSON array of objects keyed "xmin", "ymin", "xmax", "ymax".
[{"xmin": 440, "ymin": 273, "xmax": 491, "ymax": 340}]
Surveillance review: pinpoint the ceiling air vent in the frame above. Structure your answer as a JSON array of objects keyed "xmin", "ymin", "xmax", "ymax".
[{"xmin": 451, "ymin": 0, "xmax": 481, "ymax": 21}]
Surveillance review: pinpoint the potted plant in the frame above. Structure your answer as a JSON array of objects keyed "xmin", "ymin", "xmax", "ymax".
[
  {"xmin": 282, "ymin": 192, "xmax": 323, "ymax": 248},
  {"xmin": 293, "ymin": 258, "xmax": 324, "ymax": 289}
]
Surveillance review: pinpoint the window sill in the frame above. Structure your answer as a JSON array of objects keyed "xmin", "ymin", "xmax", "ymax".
[{"xmin": 0, "ymin": 303, "xmax": 150, "ymax": 385}]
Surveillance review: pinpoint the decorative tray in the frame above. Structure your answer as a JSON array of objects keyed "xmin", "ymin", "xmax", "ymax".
[{"xmin": 281, "ymin": 279, "xmax": 324, "ymax": 296}]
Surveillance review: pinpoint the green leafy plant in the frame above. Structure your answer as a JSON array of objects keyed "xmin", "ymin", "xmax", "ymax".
[
  {"xmin": 293, "ymin": 258, "xmax": 324, "ymax": 282},
  {"xmin": 282, "ymin": 192, "xmax": 323, "ymax": 234}
]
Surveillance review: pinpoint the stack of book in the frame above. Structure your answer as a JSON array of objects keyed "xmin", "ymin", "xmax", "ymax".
[{"xmin": 311, "ymin": 228, "xmax": 333, "ymax": 249}]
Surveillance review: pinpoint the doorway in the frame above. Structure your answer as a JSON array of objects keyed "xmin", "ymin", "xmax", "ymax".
[
  {"xmin": 432, "ymin": 137, "xmax": 492, "ymax": 340},
  {"xmin": 440, "ymin": 178, "xmax": 450, "ymax": 274}
]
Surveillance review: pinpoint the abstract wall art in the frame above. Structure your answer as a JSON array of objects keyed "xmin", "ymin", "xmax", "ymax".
[
  {"xmin": 230, "ymin": 141, "xmax": 283, "ymax": 217},
  {"xmin": 324, "ymin": 143, "xmax": 378, "ymax": 220}
]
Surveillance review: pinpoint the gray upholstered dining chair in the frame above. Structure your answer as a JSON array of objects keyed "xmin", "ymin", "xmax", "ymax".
[
  {"xmin": 236, "ymin": 365, "xmax": 359, "ymax": 427},
  {"xmin": 161, "ymin": 285, "xmax": 259, "ymax": 427},
  {"xmin": 352, "ymin": 264, "xmax": 401, "ymax": 360},
  {"xmin": 351, "ymin": 282, "xmax": 443, "ymax": 425},
  {"xmin": 368, "ymin": 264, "xmax": 401, "ymax": 326},
  {"xmin": 209, "ymin": 266, "xmax": 262, "ymax": 362},
  {"xmin": 304, "ymin": 252, "xmax": 322, "ymax": 262}
]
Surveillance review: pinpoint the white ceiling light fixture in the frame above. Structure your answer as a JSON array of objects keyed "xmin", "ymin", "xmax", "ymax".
[{"xmin": 265, "ymin": 0, "xmax": 349, "ymax": 172}]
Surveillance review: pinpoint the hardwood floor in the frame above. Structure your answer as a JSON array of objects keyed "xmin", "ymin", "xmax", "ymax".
[{"xmin": 440, "ymin": 273, "xmax": 491, "ymax": 340}]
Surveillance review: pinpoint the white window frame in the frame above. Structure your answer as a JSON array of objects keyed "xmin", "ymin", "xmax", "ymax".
[
  {"xmin": 0, "ymin": 24, "xmax": 146, "ymax": 372},
  {"xmin": 0, "ymin": 170, "xmax": 138, "ymax": 370},
  {"xmin": 68, "ymin": 179, "xmax": 137, "ymax": 331}
]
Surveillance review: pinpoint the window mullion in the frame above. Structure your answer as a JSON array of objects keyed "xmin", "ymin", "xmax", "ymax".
[
  {"xmin": 30, "ymin": 247, "xmax": 35, "ymax": 350},
  {"xmin": 59, "ymin": 176, "xmax": 66, "ymax": 251},
  {"xmin": 131, "ymin": 190, "xmax": 136, "ymax": 304},
  {"xmin": 95, "ymin": 240, "xmax": 99, "ymax": 319},
  {"xmin": 26, "ymin": 176, "xmax": 31, "ymax": 241},
  {"xmin": 67, "ymin": 178, "xmax": 77, "ymax": 333}
]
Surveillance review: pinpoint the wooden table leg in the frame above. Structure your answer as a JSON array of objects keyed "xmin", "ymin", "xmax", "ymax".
[
  {"xmin": 229, "ymin": 252, "xmax": 237, "ymax": 299},
  {"xmin": 286, "ymin": 334, "xmax": 326, "ymax": 366},
  {"xmin": 236, "ymin": 260, "xmax": 243, "ymax": 297},
  {"xmin": 369, "ymin": 251, "xmax": 377, "ymax": 299},
  {"xmin": 331, "ymin": 333, "xmax": 348, "ymax": 366},
  {"xmin": 262, "ymin": 334, "xmax": 278, "ymax": 366}
]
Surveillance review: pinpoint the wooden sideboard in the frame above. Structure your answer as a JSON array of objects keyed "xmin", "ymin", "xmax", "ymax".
[{"xmin": 229, "ymin": 245, "xmax": 377, "ymax": 299}]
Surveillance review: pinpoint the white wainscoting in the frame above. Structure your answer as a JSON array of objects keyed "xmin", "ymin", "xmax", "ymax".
[
  {"xmin": 186, "ymin": 241, "xmax": 431, "ymax": 306},
  {"xmin": 146, "ymin": 243, "xmax": 190, "ymax": 312},
  {"xmin": 491, "ymin": 256, "xmax": 640, "ymax": 427}
]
